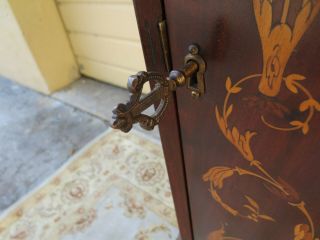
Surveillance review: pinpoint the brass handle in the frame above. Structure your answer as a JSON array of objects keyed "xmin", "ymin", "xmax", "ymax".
[{"xmin": 112, "ymin": 44, "xmax": 206, "ymax": 133}]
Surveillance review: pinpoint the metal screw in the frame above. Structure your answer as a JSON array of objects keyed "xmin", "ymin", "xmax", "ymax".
[
  {"xmin": 188, "ymin": 44, "xmax": 199, "ymax": 55},
  {"xmin": 191, "ymin": 91, "xmax": 200, "ymax": 99}
]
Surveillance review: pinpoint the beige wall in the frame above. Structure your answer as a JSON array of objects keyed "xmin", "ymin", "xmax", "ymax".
[
  {"xmin": 57, "ymin": 0, "xmax": 146, "ymax": 89},
  {"xmin": 0, "ymin": 0, "xmax": 79, "ymax": 94}
]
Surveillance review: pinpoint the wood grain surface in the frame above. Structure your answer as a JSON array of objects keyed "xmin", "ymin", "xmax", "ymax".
[
  {"xmin": 133, "ymin": 1, "xmax": 194, "ymax": 239},
  {"xmin": 164, "ymin": 0, "xmax": 320, "ymax": 239}
]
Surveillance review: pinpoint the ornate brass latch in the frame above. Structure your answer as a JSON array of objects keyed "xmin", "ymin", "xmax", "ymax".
[{"xmin": 112, "ymin": 44, "xmax": 206, "ymax": 132}]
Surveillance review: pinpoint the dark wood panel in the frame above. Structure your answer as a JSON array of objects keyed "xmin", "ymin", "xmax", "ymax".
[
  {"xmin": 165, "ymin": 0, "xmax": 320, "ymax": 239},
  {"xmin": 133, "ymin": 1, "xmax": 193, "ymax": 239}
]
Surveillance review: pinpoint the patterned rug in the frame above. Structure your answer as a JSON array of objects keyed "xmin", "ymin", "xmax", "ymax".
[{"xmin": 0, "ymin": 129, "xmax": 179, "ymax": 240}]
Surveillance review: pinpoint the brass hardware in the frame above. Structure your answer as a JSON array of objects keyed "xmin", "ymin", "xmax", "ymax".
[
  {"xmin": 158, "ymin": 20, "xmax": 172, "ymax": 72},
  {"xmin": 191, "ymin": 91, "xmax": 200, "ymax": 99},
  {"xmin": 185, "ymin": 44, "xmax": 206, "ymax": 97},
  {"xmin": 112, "ymin": 44, "xmax": 206, "ymax": 132}
]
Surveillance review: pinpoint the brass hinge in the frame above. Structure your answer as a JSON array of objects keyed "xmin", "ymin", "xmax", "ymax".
[{"xmin": 158, "ymin": 20, "xmax": 172, "ymax": 72}]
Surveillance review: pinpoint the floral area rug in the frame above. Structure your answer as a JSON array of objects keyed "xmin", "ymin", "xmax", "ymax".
[{"xmin": 0, "ymin": 129, "xmax": 179, "ymax": 240}]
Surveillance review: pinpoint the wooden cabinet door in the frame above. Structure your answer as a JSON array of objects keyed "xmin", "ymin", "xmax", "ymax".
[{"xmin": 164, "ymin": 0, "xmax": 320, "ymax": 239}]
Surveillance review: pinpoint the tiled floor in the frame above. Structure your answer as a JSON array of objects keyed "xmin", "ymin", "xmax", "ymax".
[{"xmin": 0, "ymin": 76, "xmax": 160, "ymax": 213}]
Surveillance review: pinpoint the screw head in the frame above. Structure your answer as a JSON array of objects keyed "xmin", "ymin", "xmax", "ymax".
[
  {"xmin": 191, "ymin": 91, "xmax": 200, "ymax": 99},
  {"xmin": 188, "ymin": 44, "xmax": 199, "ymax": 55}
]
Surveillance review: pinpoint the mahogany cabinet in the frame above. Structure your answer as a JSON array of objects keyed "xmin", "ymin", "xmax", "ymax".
[{"xmin": 113, "ymin": 0, "xmax": 320, "ymax": 239}]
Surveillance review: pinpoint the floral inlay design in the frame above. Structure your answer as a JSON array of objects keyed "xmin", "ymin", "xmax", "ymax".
[
  {"xmin": 262, "ymin": 74, "xmax": 320, "ymax": 134},
  {"xmin": 203, "ymin": 1, "xmax": 320, "ymax": 239},
  {"xmin": 207, "ymin": 226, "xmax": 242, "ymax": 240},
  {"xmin": 204, "ymin": 74, "xmax": 319, "ymax": 239},
  {"xmin": 255, "ymin": 0, "xmax": 320, "ymax": 97}
]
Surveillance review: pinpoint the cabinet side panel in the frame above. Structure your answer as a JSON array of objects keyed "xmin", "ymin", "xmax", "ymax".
[{"xmin": 133, "ymin": 1, "xmax": 193, "ymax": 239}]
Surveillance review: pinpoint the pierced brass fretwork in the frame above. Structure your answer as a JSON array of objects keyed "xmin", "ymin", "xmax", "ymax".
[{"xmin": 112, "ymin": 44, "xmax": 206, "ymax": 132}]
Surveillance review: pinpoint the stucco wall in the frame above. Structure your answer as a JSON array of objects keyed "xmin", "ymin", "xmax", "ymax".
[{"xmin": 0, "ymin": 0, "xmax": 79, "ymax": 94}]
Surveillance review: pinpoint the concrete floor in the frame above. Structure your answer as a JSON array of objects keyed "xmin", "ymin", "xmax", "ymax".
[
  {"xmin": 0, "ymin": 76, "xmax": 159, "ymax": 213},
  {"xmin": 52, "ymin": 77, "xmax": 160, "ymax": 140}
]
